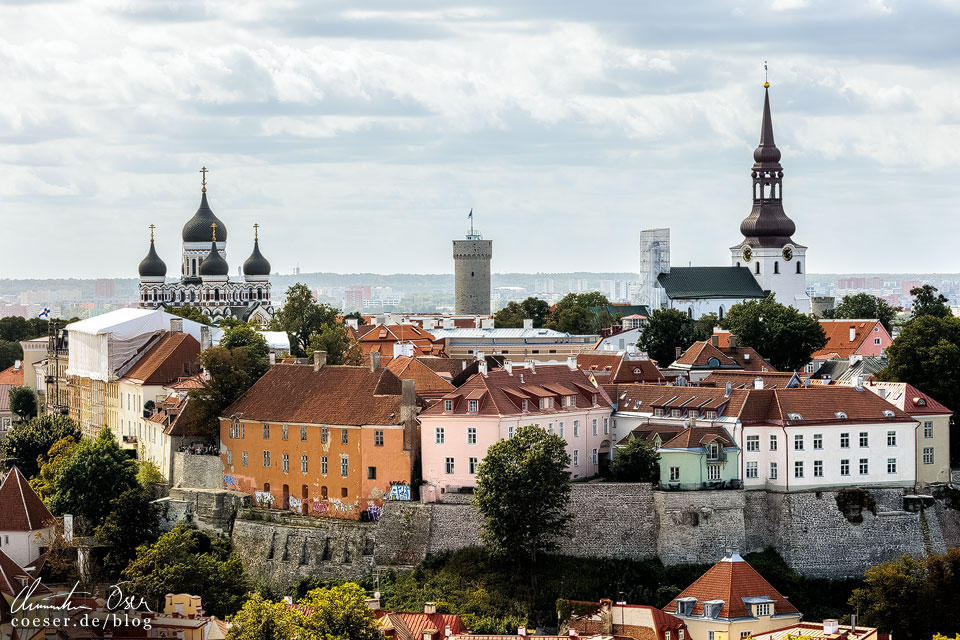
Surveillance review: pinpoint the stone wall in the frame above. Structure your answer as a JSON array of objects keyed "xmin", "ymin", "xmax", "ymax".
[
  {"xmin": 171, "ymin": 452, "xmax": 224, "ymax": 489},
  {"xmin": 654, "ymin": 490, "xmax": 745, "ymax": 565},
  {"xmin": 157, "ymin": 488, "xmax": 250, "ymax": 535}
]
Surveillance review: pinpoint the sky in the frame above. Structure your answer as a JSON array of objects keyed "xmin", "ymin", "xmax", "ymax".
[{"xmin": 2, "ymin": 0, "xmax": 960, "ymax": 279}]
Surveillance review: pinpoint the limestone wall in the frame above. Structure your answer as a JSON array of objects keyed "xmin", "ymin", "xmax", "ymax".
[
  {"xmin": 654, "ymin": 490, "xmax": 745, "ymax": 565},
  {"xmin": 171, "ymin": 452, "xmax": 224, "ymax": 489}
]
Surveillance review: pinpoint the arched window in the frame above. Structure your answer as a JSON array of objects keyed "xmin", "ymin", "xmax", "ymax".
[
  {"xmin": 191, "ymin": 258, "xmax": 197, "ymax": 276},
  {"xmin": 687, "ymin": 307, "xmax": 693, "ymax": 319},
  {"xmin": 719, "ymin": 305, "xmax": 725, "ymax": 321},
  {"xmin": 755, "ymin": 262, "xmax": 761, "ymax": 274},
  {"xmin": 796, "ymin": 261, "xmax": 802, "ymax": 274},
  {"xmin": 736, "ymin": 262, "xmax": 741, "ymax": 268},
  {"xmin": 774, "ymin": 261, "xmax": 780, "ymax": 274}
]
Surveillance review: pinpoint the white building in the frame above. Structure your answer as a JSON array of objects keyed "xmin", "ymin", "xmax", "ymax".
[{"xmin": 0, "ymin": 468, "xmax": 54, "ymax": 569}]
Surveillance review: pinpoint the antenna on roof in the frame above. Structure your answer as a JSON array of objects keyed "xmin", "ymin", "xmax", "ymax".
[{"xmin": 764, "ymin": 60, "xmax": 770, "ymax": 88}]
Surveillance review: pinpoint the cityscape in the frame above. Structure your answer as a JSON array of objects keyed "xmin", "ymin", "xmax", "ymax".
[{"xmin": 2, "ymin": 2, "xmax": 960, "ymax": 640}]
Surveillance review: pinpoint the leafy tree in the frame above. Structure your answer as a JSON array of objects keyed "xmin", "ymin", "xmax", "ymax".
[
  {"xmin": 30, "ymin": 436, "xmax": 79, "ymax": 501},
  {"xmin": 824, "ymin": 293, "xmax": 901, "ymax": 332},
  {"xmin": 521, "ymin": 297, "xmax": 551, "ymax": 328},
  {"xmin": 637, "ymin": 308, "xmax": 694, "ymax": 367},
  {"xmin": 122, "ymin": 525, "xmax": 249, "ymax": 618},
  {"xmin": 343, "ymin": 311, "xmax": 366, "ymax": 326},
  {"xmin": 227, "ymin": 593, "xmax": 298, "ymax": 640},
  {"xmin": 0, "ymin": 413, "xmax": 81, "ymax": 477},
  {"xmin": 610, "ymin": 438, "xmax": 660, "ymax": 482},
  {"xmin": 877, "ymin": 315, "xmax": 960, "ymax": 414},
  {"xmin": 95, "ymin": 486, "xmax": 162, "ymax": 578},
  {"xmin": 474, "ymin": 425, "xmax": 571, "ymax": 597},
  {"xmin": 721, "ymin": 295, "xmax": 827, "ymax": 371},
  {"xmin": 165, "ymin": 306, "xmax": 213, "ymax": 326},
  {"xmin": 691, "ymin": 312, "xmax": 719, "ymax": 342},
  {"xmin": 189, "ymin": 343, "xmax": 267, "ymax": 441},
  {"xmin": 8, "ymin": 386, "xmax": 37, "ymax": 422},
  {"xmin": 306, "ymin": 323, "xmax": 363, "ymax": 366},
  {"xmin": 137, "ymin": 459, "xmax": 165, "ymax": 487},
  {"xmin": 47, "ymin": 428, "xmax": 139, "ymax": 534},
  {"xmin": 546, "ymin": 293, "xmax": 610, "ymax": 334},
  {"xmin": 910, "ymin": 285, "xmax": 951, "ymax": 321},
  {"xmin": 593, "ymin": 310, "xmax": 622, "ymax": 333},
  {"xmin": 494, "ymin": 301, "xmax": 526, "ymax": 328},
  {"xmin": 0, "ymin": 340, "xmax": 23, "ymax": 370},
  {"xmin": 269, "ymin": 283, "xmax": 340, "ymax": 357},
  {"xmin": 292, "ymin": 584, "xmax": 382, "ymax": 640},
  {"xmin": 220, "ymin": 322, "xmax": 270, "ymax": 379},
  {"xmin": 0, "ymin": 316, "xmax": 31, "ymax": 342},
  {"xmin": 849, "ymin": 548, "xmax": 960, "ymax": 639}
]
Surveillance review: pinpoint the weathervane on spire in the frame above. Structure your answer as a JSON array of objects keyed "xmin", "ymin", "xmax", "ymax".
[
  {"xmin": 200, "ymin": 166, "xmax": 209, "ymax": 193},
  {"xmin": 149, "ymin": 224, "xmax": 156, "ymax": 242},
  {"xmin": 211, "ymin": 222, "xmax": 217, "ymax": 243},
  {"xmin": 253, "ymin": 223, "xmax": 259, "ymax": 242},
  {"xmin": 764, "ymin": 61, "xmax": 769, "ymax": 89}
]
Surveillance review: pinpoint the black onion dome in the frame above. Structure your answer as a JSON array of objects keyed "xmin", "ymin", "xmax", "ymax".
[
  {"xmin": 138, "ymin": 240, "xmax": 167, "ymax": 278},
  {"xmin": 182, "ymin": 193, "xmax": 228, "ymax": 242},
  {"xmin": 198, "ymin": 240, "xmax": 229, "ymax": 276},
  {"xmin": 243, "ymin": 240, "xmax": 271, "ymax": 276}
]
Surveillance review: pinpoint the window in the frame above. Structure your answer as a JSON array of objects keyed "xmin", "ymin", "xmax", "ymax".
[
  {"xmin": 444, "ymin": 400, "xmax": 453, "ymax": 411},
  {"xmin": 887, "ymin": 458, "xmax": 897, "ymax": 474},
  {"xmin": 548, "ymin": 423, "xmax": 554, "ymax": 435},
  {"xmin": 241, "ymin": 451, "xmax": 248, "ymax": 466},
  {"xmin": 669, "ymin": 467, "xmax": 680, "ymax": 481},
  {"xmin": 467, "ymin": 427, "xmax": 477, "ymax": 444},
  {"xmin": 468, "ymin": 399, "xmax": 478, "ymax": 412},
  {"xmin": 592, "ymin": 419, "xmax": 598, "ymax": 436},
  {"xmin": 813, "ymin": 434, "xmax": 823, "ymax": 450},
  {"xmin": 604, "ymin": 418, "xmax": 609, "ymax": 435},
  {"xmin": 227, "ymin": 450, "xmax": 233, "ymax": 465},
  {"xmin": 667, "ymin": 633, "xmax": 672, "ymax": 640},
  {"xmin": 671, "ymin": 409, "xmax": 682, "ymax": 417},
  {"xmin": 770, "ymin": 462, "xmax": 778, "ymax": 479},
  {"xmin": 573, "ymin": 450, "xmax": 579, "ymax": 466},
  {"xmin": 769, "ymin": 435, "xmax": 778, "ymax": 451},
  {"xmin": 263, "ymin": 450, "xmax": 271, "ymax": 467},
  {"xmin": 374, "ymin": 430, "xmax": 384, "ymax": 447},
  {"xmin": 341, "ymin": 429, "xmax": 349, "ymax": 445},
  {"xmin": 445, "ymin": 457, "xmax": 455, "ymax": 474},
  {"xmin": 321, "ymin": 456, "xmax": 328, "ymax": 475},
  {"xmin": 321, "ymin": 427, "xmax": 328, "ymax": 444},
  {"xmin": 341, "ymin": 456, "xmax": 349, "ymax": 477},
  {"xmin": 746, "ymin": 461, "xmax": 758, "ymax": 478},
  {"xmin": 814, "ymin": 460, "xmax": 823, "ymax": 477},
  {"xmin": 574, "ymin": 420, "xmax": 580, "ymax": 437},
  {"xmin": 559, "ymin": 422, "xmax": 565, "ymax": 437},
  {"xmin": 435, "ymin": 427, "xmax": 445, "ymax": 444},
  {"xmin": 301, "ymin": 455, "xmax": 308, "ymax": 473},
  {"xmin": 706, "ymin": 443, "xmax": 720, "ymax": 460},
  {"xmin": 469, "ymin": 457, "xmax": 478, "ymax": 474},
  {"xmin": 755, "ymin": 603, "xmax": 771, "ymax": 616},
  {"xmin": 923, "ymin": 447, "xmax": 934, "ymax": 464},
  {"xmin": 592, "ymin": 448, "xmax": 599, "ymax": 465},
  {"xmin": 746, "ymin": 435, "xmax": 759, "ymax": 451},
  {"xmin": 368, "ymin": 466, "xmax": 377, "ymax": 480},
  {"xmin": 859, "ymin": 432, "xmax": 869, "ymax": 447},
  {"xmin": 741, "ymin": 633, "xmax": 752, "ymax": 639},
  {"xmin": 282, "ymin": 454, "xmax": 289, "ymax": 473},
  {"xmin": 300, "ymin": 426, "xmax": 307, "ymax": 441},
  {"xmin": 840, "ymin": 432, "xmax": 850, "ymax": 448},
  {"xmin": 263, "ymin": 423, "xmax": 270, "ymax": 439},
  {"xmin": 859, "ymin": 458, "xmax": 869, "ymax": 475},
  {"xmin": 924, "ymin": 421, "xmax": 934, "ymax": 438},
  {"xmin": 707, "ymin": 464, "xmax": 721, "ymax": 481},
  {"xmin": 887, "ymin": 430, "xmax": 896, "ymax": 446},
  {"xmin": 281, "ymin": 424, "xmax": 288, "ymax": 440},
  {"xmin": 794, "ymin": 461, "xmax": 804, "ymax": 478},
  {"xmin": 840, "ymin": 459, "xmax": 850, "ymax": 476},
  {"xmin": 794, "ymin": 434, "xmax": 804, "ymax": 450},
  {"xmin": 521, "ymin": 399, "xmax": 528, "ymax": 412},
  {"xmin": 508, "ymin": 425, "xmax": 514, "ymax": 439}
]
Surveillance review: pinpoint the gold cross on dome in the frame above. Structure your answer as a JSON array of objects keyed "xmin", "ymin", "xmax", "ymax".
[
  {"xmin": 253, "ymin": 223, "xmax": 259, "ymax": 242},
  {"xmin": 211, "ymin": 222, "xmax": 217, "ymax": 243},
  {"xmin": 149, "ymin": 224, "xmax": 156, "ymax": 242},
  {"xmin": 200, "ymin": 166, "xmax": 209, "ymax": 192}
]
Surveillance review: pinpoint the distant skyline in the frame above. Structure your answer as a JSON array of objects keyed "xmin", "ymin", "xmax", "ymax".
[{"xmin": 2, "ymin": 1, "xmax": 959, "ymax": 279}]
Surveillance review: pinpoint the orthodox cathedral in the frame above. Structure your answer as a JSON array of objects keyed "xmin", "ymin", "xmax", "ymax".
[
  {"xmin": 638, "ymin": 83, "xmax": 811, "ymax": 319},
  {"xmin": 137, "ymin": 170, "xmax": 275, "ymax": 325}
]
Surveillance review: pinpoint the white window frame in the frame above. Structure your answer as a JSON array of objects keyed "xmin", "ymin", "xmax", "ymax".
[
  {"xmin": 467, "ymin": 427, "xmax": 477, "ymax": 444},
  {"xmin": 746, "ymin": 435, "xmax": 759, "ymax": 452},
  {"xmin": 435, "ymin": 427, "xmax": 445, "ymax": 444},
  {"xmin": 746, "ymin": 461, "xmax": 758, "ymax": 479}
]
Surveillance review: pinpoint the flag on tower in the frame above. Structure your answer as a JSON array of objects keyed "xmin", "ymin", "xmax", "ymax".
[
  {"xmin": 468, "ymin": 208, "xmax": 473, "ymax": 220},
  {"xmin": 38, "ymin": 307, "xmax": 51, "ymax": 319}
]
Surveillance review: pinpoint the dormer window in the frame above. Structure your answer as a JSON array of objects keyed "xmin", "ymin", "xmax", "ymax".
[
  {"xmin": 705, "ymin": 410, "xmax": 717, "ymax": 419},
  {"xmin": 675, "ymin": 597, "xmax": 696, "ymax": 616},
  {"xmin": 706, "ymin": 443, "xmax": 720, "ymax": 461},
  {"xmin": 655, "ymin": 408, "xmax": 664, "ymax": 417},
  {"xmin": 444, "ymin": 400, "xmax": 453, "ymax": 411},
  {"xmin": 915, "ymin": 397, "xmax": 927, "ymax": 406},
  {"xmin": 754, "ymin": 602, "xmax": 771, "ymax": 616},
  {"xmin": 835, "ymin": 411, "xmax": 848, "ymax": 419},
  {"xmin": 671, "ymin": 409, "xmax": 681, "ymax": 418},
  {"xmin": 468, "ymin": 400, "xmax": 478, "ymax": 412},
  {"xmin": 540, "ymin": 397, "xmax": 553, "ymax": 410},
  {"xmin": 702, "ymin": 600, "xmax": 724, "ymax": 619},
  {"xmin": 521, "ymin": 399, "xmax": 528, "ymax": 412},
  {"xmin": 882, "ymin": 409, "xmax": 895, "ymax": 417},
  {"xmin": 787, "ymin": 412, "xmax": 803, "ymax": 420}
]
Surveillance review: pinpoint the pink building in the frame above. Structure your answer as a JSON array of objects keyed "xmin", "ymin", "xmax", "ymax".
[
  {"xmin": 810, "ymin": 319, "xmax": 892, "ymax": 361},
  {"xmin": 419, "ymin": 360, "xmax": 615, "ymax": 500}
]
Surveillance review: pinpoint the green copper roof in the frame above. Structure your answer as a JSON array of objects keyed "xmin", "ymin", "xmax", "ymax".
[
  {"xmin": 589, "ymin": 305, "xmax": 651, "ymax": 318},
  {"xmin": 657, "ymin": 267, "xmax": 768, "ymax": 300}
]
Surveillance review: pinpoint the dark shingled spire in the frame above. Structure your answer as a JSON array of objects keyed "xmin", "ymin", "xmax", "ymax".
[
  {"xmin": 182, "ymin": 192, "xmax": 228, "ymax": 243},
  {"xmin": 753, "ymin": 87, "xmax": 782, "ymax": 166}
]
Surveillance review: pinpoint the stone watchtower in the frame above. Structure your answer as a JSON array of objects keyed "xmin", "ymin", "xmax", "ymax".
[{"xmin": 453, "ymin": 211, "xmax": 492, "ymax": 315}]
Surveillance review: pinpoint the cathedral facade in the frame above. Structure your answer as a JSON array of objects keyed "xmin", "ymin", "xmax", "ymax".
[{"xmin": 137, "ymin": 173, "xmax": 275, "ymax": 325}]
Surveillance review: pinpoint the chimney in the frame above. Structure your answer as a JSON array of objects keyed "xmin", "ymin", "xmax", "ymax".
[
  {"xmin": 855, "ymin": 375, "xmax": 864, "ymax": 390},
  {"xmin": 282, "ymin": 596, "xmax": 293, "ymax": 605},
  {"xmin": 849, "ymin": 326, "xmax": 856, "ymax": 342},
  {"xmin": 481, "ymin": 318, "xmax": 494, "ymax": 329},
  {"xmin": 269, "ymin": 352, "xmax": 276, "ymax": 366},
  {"xmin": 675, "ymin": 346, "xmax": 682, "ymax": 359},
  {"xmin": 443, "ymin": 317, "xmax": 454, "ymax": 329},
  {"xmin": 711, "ymin": 335, "xmax": 719, "ymax": 347},
  {"xmin": 568, "ymin": 630, "xmax": 577, "ymax": 638},
  {"xmin": 370, "ymin": 351, "xmax": 382, "ymax": 372},
  {"xmin": 824, "ymin": 620, "xmax": 840, "ymax": 635},
  {"xmin": 424, "ymin": 602, "xmax": 437, "ymax": 615},
  {"xmin": 313, "ymin": 351, "xmax": 327, "ymax": 371},
  {"xmin": 401, "ymin": 379, "xmax": 417, "ymax": 420},
  {"xmin": 599, "ymin": 599, "xmax": 614, "ymax": 635},
  {"xmin": 504, "ymin": 361, "xmax": 513, "ymax": 374},
  {"xmin": 346, "ymin": 318, "xmax": 359, "ymax": 330},
  {"xmin": 850, "ymin": 614, "xmax": 857, "ymax": 635},
  {"xmin": 725, "ymin": 381, "xmax": 732, "ymax": 397},
  {"xmin": 729, "ymin": 335, "xmax": 737, "ymax": 348},
  {"xmin": 518, "ymin": 627, "xmax": 527, "ymax": 637},
  {"xmin": 445, "ymin": 625, "xmax": 452, "ymax": 637},
  {"xmin": 567, "ymin": 356, "xmax": 577, "ymax": 370},
  {"xmin": 170, "ymin": 317, "xmax": 183, "ymax": 334},
  {"xmin": 526, "ymin": 360, "xmax": 536, "ymax": 374},
  {"xmin": 523, "ymin": 319, "xmax": 533, "ymax": 330},
  {"xmin": 478, "ymin": 360, "xmax": 488, "ymax": 376},
  {"xmin": 200, "ymin": 325, "xmax": 212, "ymax": 351},
  {"xmin": 754, "ymin": 377, "xmax": 763, "ymax": 390}
]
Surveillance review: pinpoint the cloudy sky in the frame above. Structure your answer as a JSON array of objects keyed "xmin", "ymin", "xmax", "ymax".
[{"xmin": 2, "ymin": 0, "xmax": 959, "ymax": 279}]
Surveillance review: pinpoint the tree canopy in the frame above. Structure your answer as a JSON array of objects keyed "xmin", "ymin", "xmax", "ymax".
[
  {"xmin": 270, "ymin": 283, "xmax": 337, "ymax": 356},
  {"xmin": 95, "ymin": 485, "xmax": 162, "ymax": 578},
  {"xmin": 8, "ymin": 386, "xmax": 37, "ymax": 422},
  {"xmin": 877, "ymin": 315, "xmax": 960, "ymax": 413},
  {"xmin": 610, "ymin": 438, "xmax": 660, "ymax": 482},
  {"xmin": 307, "ymin": 323, "xmax": 363, "ymax": 366},
  {"xmin": 637, "ymin": 308, "xmax": 694, "ymax": 367},
  {"xmin": 545, "ymin": 293, "xmax": 610, "ymax": 334},
  {"xmin": 165, "ymin": 306, "xmax": 213, "ymax": 326},
  {"xmin": 0, "ymin": 413, "xmax": 82, "ymax": 477},
  {"xmin": 910, "ymin": 284, "xmax": 951, "ymax": 321},
  {"xmin": 0, "ymin": 340, "xmax": 23, "ymax": 371},
  {"xmin": 823, "ymin": 293, "xmax": 901, "ymax": 332},
  {"xmin": 721, "ymin": 295, "xmax": 827, "ymax": 371},
  {"xmin": 495, "ymin": 297, "xmax": 552, "ymax": 329}
]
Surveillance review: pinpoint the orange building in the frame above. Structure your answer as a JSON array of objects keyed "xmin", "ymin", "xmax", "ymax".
[{"xmin": 219, "ymin": 356, "xmax": 420, "ymax": 520}]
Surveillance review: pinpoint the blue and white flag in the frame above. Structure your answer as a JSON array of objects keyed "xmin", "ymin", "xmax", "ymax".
[
  {"xmin": 468, "ymin": 208, "xmax": 473, "ymax": 219},
  {"xmin": 38, "ymin": 307, "xmax": 51, "ymax": 319}
]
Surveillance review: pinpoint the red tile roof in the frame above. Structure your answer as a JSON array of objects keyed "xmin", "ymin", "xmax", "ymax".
[
  {"xmin": 222, "ymin": 364, "xmax": 412, "ymax": 426},
  {"xmin": 660, "ymin": 426, "xmax": 734, "ymax": 449},
  {"xmin": 376, "ymin": 611, "xmax": 465, "ymax": 640},
  {"xmin": 577, "ymin": 353, "xmax": 665, "ymax": 384},
  {"xmin": 358, "ymin": 325, "xmax": 439, "ymax": 357},
  {"xmin": 386, "ymin": 356, "xmax": 456, "ymax": 397},
  {"xmin": 701, "ymin": 371, "xmax": 798, "ymax": 390},
  {"xmin": 0, "ymin": 364, "xmax": 24, "ymax": 386},
  {"xmin": 0, "ymin": 547, "xmax": 38, "ymax": 597},
  {"xmin": 812, "ymin": 319, "xmax": 884, "ymax": 360},
  {"xmin": 862, "ymin": 381, "xmax": 952, "ymax": 416},
  {"xmin": 0, "ymin": 467, "xmax": 54, "ymax": 532},
  {"xmin": 673, "ymin": 341, "xmax": 773, "ymax": 372},
  {"xmin": 665, "ymin": 553, "xmax": 800, "ymax": 620},
  {"xmin": 169, "ymin": 374, "xmax": 205, "ymax": 390},
  {"xmin": 122, "ymin": 333, "xmax": 201, "ymax": 386}
]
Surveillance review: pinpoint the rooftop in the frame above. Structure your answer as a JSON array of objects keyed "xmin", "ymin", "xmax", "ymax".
[
  {"xmin": 0, "ymin": 467, "xmax": 54, "ymax": 532},
  {"xmin": 657, "ymin": 267, "xmax": 768, "ymax": 300},
  {"xmin": 812, "ymin": 319, "xmax": 886, "ymax": 360},
  {"xmin": 121, "ymin": 332, "xmax": 201, "ymax": 386}
]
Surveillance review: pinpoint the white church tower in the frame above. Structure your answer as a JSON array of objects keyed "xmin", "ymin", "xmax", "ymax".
[{"xmin": 731, "ymin": 83, "xmax": 810, "ymax": 313}]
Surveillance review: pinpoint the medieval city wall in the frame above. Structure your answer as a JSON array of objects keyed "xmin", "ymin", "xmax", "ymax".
[
  {"xmin": 171, "ymin": 452, "xmax": 224, "ymax": 490},
  {"xmin": 653, "ymin": 490, "xmax": 746, "ymax": 565}
]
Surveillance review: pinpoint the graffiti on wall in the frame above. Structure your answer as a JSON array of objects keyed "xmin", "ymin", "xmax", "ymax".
[
  {"xmin": 288, "ymin": 496, "xmax": 302, "ymax": 512},
  {"xmin": 254, "ymin": 491, "xmax": 274, "ymax": 507},
  {"xmin": 387, "ymin": 483, "xmax": 411, "ymax": 502}
]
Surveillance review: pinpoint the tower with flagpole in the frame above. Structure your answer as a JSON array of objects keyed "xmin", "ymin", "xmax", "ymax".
[{"xmin": 453, "ymin": 208, "xmax": 493, "ymax": 315}]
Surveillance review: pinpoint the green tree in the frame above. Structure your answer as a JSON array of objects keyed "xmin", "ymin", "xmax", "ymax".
[
  {"xmin": 30, "ymin": 435, "xmax": 78, "ymax": 501},
  {"xmin": 220, "ymin": 322, "xmax": 270, "ymax": 379},
  {"xmin": 227, "ymin": 593, "xmax": 298, "ymax": 640},
  {"xmin": 474, "ymin": 425, "xmax": 571, "ymax": 597},
  {"xmin": 0, "ymin": 316, "xmax": 31, "ymax": 342},
  {"xmin": 877, "ymin": 315, "xmax": 960, "ymax": 414},
  {"xmin": 8, "ymin": 386, "xmax": 37, "ymax": 422},
  {"xmin": 269, "ymin": 283, "xmax": 341, "ymax": 357},
  {"xmin": 0, "ymin": 413, "xmax": 81, "ymax": 477},
  {"xmin": 610, "ymin": 438, "xmax": 660, "ymax": 482},
  {"xmin": 95, "ymin": 485, "xmax": 162, "ymax": 578},
  {"xmin": 823, "ymin": 293, "xmax": 901, "ymax": 332},
  {"xmin": 637, "ymin": 308, "xmax": 694, "ymax": 367},
  {"xmin": 122, "ymin": 525, "xmax": 249, "ymax": 618},
  {"xmin": 721, "ymin": 295, "xmax": 827, "ymax": 371},
  {"xmin": 47, "ymin": 428, "xmax": 139, "ymax": 534},
  {"xmin": 136, "ymin": 459, "xmax": 165, "ymax": 487},
  {"xmin": 292, "ymin": 584, "xmax": 382, "ymax": 640},
  {"xmin": 189, "ymin": 343, "xmax": 268, "ymax": 441},
  {"xmin": 0, "ymin": 340, "xmax": 23, "ymax": 370},
  {"xmin": 165, "ymin": 306, "xmax": 213, "ymax": 325},
  {"xmin": 849, "ymin": 549, "xmax": 960, "ymax": 639},
  {"xmin": 343, "ymin": 311, "xmax": 366, "ymax": 326},
  {"xmin": 521, "ymin": 297, "xmax": 551, "ymax": 328},
  {"xmin": 494, "ymin": 301, "xmax": 525, "ymax": 328},
  {"xmin": 910, "ymin": 284, "xmax": 951, "ymax": 321},
  {"xmin": 546, "ymin": 293, "xmax": 610, "ymax": 334},
  {"xmin": 306, "ymin": 323, "xmax": 363, "ymax": 366},
  {"xmin": 691, "ymin": 312, "xmax": 719, "ymax": 342}
]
